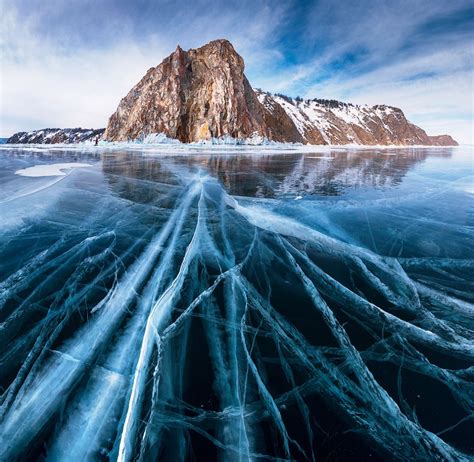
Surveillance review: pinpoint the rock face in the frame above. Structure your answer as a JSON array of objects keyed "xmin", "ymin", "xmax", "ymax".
[
  {"xmin": 104, "ymin": 39, "xmax": 457, "ymax": 146},
  {"xmin": 7, "ymin": 39, "xmax": 457, "ymax": 146},
  {"xmin": 257, "ymin": 93, "xmax": 458, "ymax": 146},
  {"xmin": 104, "ymin": 40, "xmax": 275, "ymax": 143},
  {"xmin": 423, "ymin": 134, "xmax": 458, "ymax": 146},
  {"xmin": 7, "ymin": 128, "xmax": 104, "ymax": 144}
]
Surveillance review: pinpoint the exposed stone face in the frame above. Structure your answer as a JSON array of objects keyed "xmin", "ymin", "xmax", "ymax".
[
  {"xmin": 425, "ymin": 134, "xmax": 458, "ymax": 146},
  {"xmin": 257, "ymin": 94, "xmax": 458, "ymax": 146},
  {"xmin": 104, "ymin": 40, "xmax": 277, "ymax": 143},
  {"xmin": 258, "ymin": 94, "xmax": 304, "ymax": 143},
  {"xmin": 7, "ymin": 128, "xmax": 104, "ymax": 144},
  {"xmin": 104, "ymin": 39, "xmax": 457, "ymax": 146},
  {"xmin": 7, "ymin": 39, "xmax": 457, "ymax": 146}
]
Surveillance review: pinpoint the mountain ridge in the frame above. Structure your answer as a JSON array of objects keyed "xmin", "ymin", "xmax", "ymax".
[
  {"xmin": 7, "ymin": 128, "xmax": 104, "ymax": 144},
  {"xmin": 255, "ymin": 91, "xmax": 457, "ymax": 146},
  {"xmin": 7, "ymin": 39, "xmax": 457, "ymax": 146}
]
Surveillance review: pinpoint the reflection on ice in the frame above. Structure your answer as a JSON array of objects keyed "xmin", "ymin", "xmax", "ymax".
[{"xmin": 0, "ymin": 147, "xmax": 473, "ymax": 461}]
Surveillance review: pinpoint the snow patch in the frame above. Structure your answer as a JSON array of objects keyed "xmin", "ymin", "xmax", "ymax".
[
  {"xmin": 15, "ymin": 163, "xmax": 93, "ymax": 177},
  {"xmin": 331, "ymin": 105, "xmax": 364, "ymax": 126}
]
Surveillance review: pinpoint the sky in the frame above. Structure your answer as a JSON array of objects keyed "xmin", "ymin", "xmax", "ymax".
[{"xmin": 1, "ymin": 0, "xmax": 473, "ymax": 143}]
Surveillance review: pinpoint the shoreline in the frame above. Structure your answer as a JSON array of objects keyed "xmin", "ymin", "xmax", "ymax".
[{"xmin": 0, "ymin": 142, "xmax": 464, "ymax": 153}]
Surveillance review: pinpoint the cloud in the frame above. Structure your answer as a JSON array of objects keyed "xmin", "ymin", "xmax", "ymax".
[
  {"xmin": 0, "ymin": 7, "xmax": 168, "ymax": 135},
  {"xmin": 0, "ymin": 0, "xmax": 290, "ymax": 136},
  {"xmin": 251, "ymin": 0, "xmax": 474, "ymax": 143},
  {"xmin": 1, "ymin": 0, "xmax": 472, "ymax": 143}
]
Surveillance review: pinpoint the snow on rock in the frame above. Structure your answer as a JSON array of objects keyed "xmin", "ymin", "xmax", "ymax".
[
  {"xmin": 6, "ymin": 39, "xmax": 457, "ymax": 147},
  {"xmin": 7, "ymin": 128, "xmax": 105, "ymax": 144},
  {"xmin": 257, "ymin": 94, "xmax": 458, "ymax": 146}
]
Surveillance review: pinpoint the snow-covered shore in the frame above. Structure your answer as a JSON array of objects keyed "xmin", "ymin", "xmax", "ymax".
[{"xmin": 1, "ymin": 136, "xmax": 464, "ymax": 157}]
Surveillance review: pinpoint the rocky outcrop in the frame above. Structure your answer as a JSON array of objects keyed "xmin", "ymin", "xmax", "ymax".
[
  {"xmin": 7, "ymin": 40, "xmax": 457, "ymax": 146},
  {"xmin": 104, "ymin": 40, "xmax": 281, "ymax": 143},
  {"xmin": 7, "ymin": 128, "xmax": 104, "ymax": 144},
  {"xmin": 257, "ymin": 93, "xmax": 458, "ymax": 146},
  {"xmin": 104, "ymin": 39, "xmax": 457, "ymax": 146},
  {"xmin": 258, "ymin": 93, "xmax": 305, "ymax": 143},
  {"xmin": 425, "ymin": 134, "xmax": 458, "ymax": 146}
]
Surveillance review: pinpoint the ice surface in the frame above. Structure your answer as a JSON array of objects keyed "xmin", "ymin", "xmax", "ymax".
[{"xmin": 0, "ymin": 146, "xmax": 472, "ymax": 461}]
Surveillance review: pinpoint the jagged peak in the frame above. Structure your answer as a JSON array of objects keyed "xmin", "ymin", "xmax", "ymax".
[
  {"xmin": 180, "ymin": 38, "xmax": 236, "ymax": 54},
  {"xmin": 160, "ymin": 39, "xmax": 242, "ymax": 69},
  {"xmin": 205, "ymin": 38, "xmax": 235, "ymax": 49},
  {"xmin": 171, "ymin": 44, "xmax": 187, "ymax": 60},
  {"xmin": 187, "ymin": 38, "xmax": 240, "ymax": 60}
]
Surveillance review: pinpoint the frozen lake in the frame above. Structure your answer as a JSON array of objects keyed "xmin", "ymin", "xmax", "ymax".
[{"xmin": 0, "ymin": 145, "xmax": 473, "ymax": 461}]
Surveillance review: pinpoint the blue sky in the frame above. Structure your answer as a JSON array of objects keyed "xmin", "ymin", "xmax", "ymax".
[{"xmin": 1, "ymin": 0, "xmax": 473, "ymax": 142}]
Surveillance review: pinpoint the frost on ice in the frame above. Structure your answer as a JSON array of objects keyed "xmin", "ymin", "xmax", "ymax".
[{"xmin": 0, "ymin": 147, "xmax": 472, "ymax": 461}]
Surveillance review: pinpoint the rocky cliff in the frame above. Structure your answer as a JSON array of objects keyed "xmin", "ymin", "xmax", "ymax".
[
  {"xmin": 7, "ymin": 39, "xmax": 457, "ymax": 146},
  {"xmin": 257, "ymin": 93, "xmax": 458, "ymax": 146},
  {"xmin": 104, "ymin": 39, "xmax": 456, "ymax": 146},
  {"xmin": 104, "ymin": 40, "xmax": 276, "ymax": 143},
  {"xmin": 7, "ymin": 128, "xmax": 104, "ymax": 144}
]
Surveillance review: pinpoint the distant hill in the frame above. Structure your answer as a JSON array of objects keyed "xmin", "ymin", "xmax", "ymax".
[{"xmin": 7, "ymin": 128, "xmax": 104, "ymax": 144}]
